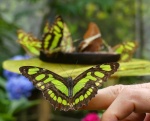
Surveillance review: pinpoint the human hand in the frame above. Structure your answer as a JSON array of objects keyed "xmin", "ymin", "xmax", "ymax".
[{"xmin": 83, "ymin": 83, "xmax": 150, "ymax": 121}]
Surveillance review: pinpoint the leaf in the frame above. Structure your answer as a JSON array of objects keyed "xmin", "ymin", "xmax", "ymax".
[
  {"xmin": 3, "ymin": 58, "xmax": 150, "ymax": 77},
  {"xmin": 0, "ymin": 77, "xmax": 6, "ymax": 89},
  {"xmin": 8, "ymin": 98, "xmax": 39, "ymax": 115},
  {"xmin": 0, "ymin": 99, "xmax": 10, "ymax": 113},
  {"xmin": 0, "ymin": 113, "xmax": 15, "ymax": 121},
  {"xmin": 117, "ymin": 59, "xmax": 150, "ymax": 76},
  {"xmin": 2, "ymin": 58, "xmax": 92, "ymax": 78}
]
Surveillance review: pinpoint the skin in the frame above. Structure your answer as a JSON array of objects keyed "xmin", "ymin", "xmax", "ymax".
[{"xmin": 83, "ymin": 83, "xmax": 150, "ymax": 121}]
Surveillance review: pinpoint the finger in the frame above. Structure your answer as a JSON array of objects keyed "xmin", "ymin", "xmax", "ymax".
[
  {"xmin": 83, "ymin": 83, "xmax": 150, "ymax": 110},
  {"xmin": 102, "ymin": 88, "xmax": 150, "ymax": 121},
  {"xmin": 82, "ymin": 84, "xmax": 125, "ymax": 110},
  {"xmin": 121, "ymin": 112, "xmax": 145, "ymax": 121},
  {"xmin": 144, "ymin": 113, "xmax": 150, "ymax": 121}
]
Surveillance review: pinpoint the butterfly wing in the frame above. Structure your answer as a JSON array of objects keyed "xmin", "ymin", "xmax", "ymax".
[
  {"xmin": 43, "ymin": 21, "xmax": 51, "ymax": 35},
  {"xmin": 41, "ymin": 16, "xmax": 64, "ymax": 54},
  {"xmin": 17, "ymin": 30, "xmax": 41, "ymax": 56},
  {"xmin": 72, "ymin": 62, "xmax": 119, "ymax": 110},
  {"xmin": 19, "ymin": 66, "xmax": 71, "ymax": 111},
  {"xmin": 61, "ymin": 23, "xmax": 75, "ymax": 53},
  {"xmin": 113, "ymin": 41, "xmax": 138, "ymax": 62}
]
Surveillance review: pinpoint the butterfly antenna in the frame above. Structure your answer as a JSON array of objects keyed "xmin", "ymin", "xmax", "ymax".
[{"xmin": 69, "ymin": 60, "xmax": 78, "ymax": 77}]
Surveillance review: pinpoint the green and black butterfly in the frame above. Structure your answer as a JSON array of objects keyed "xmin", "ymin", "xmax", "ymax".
[
  {"xmin": 19, "ymin": 62, "xmax": 119, "ymax": 111},
  {"xmin": 42, "ymin": 16, "xmax": 75, "ymax": 54},
  {"xmin": 41, "ymin": 16, "xmax": 64, "ymax": 54}
]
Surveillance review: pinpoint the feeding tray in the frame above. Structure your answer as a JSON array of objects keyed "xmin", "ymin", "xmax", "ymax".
[{"xmin": 40, "ymin": 51, "xmax": 120, "ymax": 64}]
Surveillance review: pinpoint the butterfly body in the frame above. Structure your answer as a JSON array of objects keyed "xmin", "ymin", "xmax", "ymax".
[
  {"xmin": 65, "ymin": 77, "xmax": 74, "ymax": 98},
  {"xmin": 19, "ymin": 63, "xmax": 119, "ymax": 111}
]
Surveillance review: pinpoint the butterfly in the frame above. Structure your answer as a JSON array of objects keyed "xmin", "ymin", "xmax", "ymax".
[
  {"xmin": 41, "ymin": 16, "xmax": 64, "ymax": 54},
  {"xmin": 19, "ymin": 62, "xmax": 119, "ymax": 111},
  {"xmin": 112, "ymin": 41, "xmax": 138, "ymax": 62},
  {"xmin": 42, "ymin": 16, "xmax": 75, "ymax": 54},
  {"xmin": 17, "ymin": 30, "xmax": 41, "ymax": 56},
  {"xmin": 78, "ymin": 22, "xmax": 102, "ymax": 52}
]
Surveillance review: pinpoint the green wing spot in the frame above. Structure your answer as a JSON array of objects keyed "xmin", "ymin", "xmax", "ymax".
[
  {"xmin": 89, "ymin": 88, "xmax": 93, "ymax": 92},
  {"xmin": 79, "ymin": 95, "xmax": 84, "ymax": 101},
  {"xmin": 58, "ymin": 21, "xmax": 63, "ymax": 27},
  {"xmin": 127, "ymin": 42, "xmax": 135, "ymax": 46},
  {"xmin": 86, "ymin": 75, "xmax": 96, "ymax": 81},
  {"xmin": 44, "ymin": 74, "xmax": 54, "ymax": 83},
  {"xmin": 84, "ymin": 94, "xmax": 88, "ymax": 98},
  {"xmin": 125, "ymin": 45, "xmax": 133, "ymax": 50},
  {"xmin": 87, "ymin": 91, "xmax": 91, "ymax": 95},
  {"xmin": 18, "ymin": 33, "xmax": 24, "ymax": 38},
  {"xmin": 54, "ymin": 26, "xmax": 61, "ymax": 33},
  {"xmin": 28, "ymin": 68, "xmax": 39, "ymax": 75},
  {"xmin": 51, "ymin": 34, "xmax": 62, "ymax": 49},
  {"xmin": 75, "ymin": 98, "xmax": 79, "ymax": 104},
  {"xmin": 45, "ymin": 34, "xmax": 51, "ymax": 42},
  {"xmin": 37, "ymin": 82, "xmax": 42, "ymax": 87},
  {"xmin": 100, "ymin": 65, "xmax": 111, "ymax": 71},
  {"xmin": 35, "ymin": 74, "xmax": 45, "ymax": 81},
  {"xmin": 50, "ymin": 93, "xmax": 54, "ymax": 98},
  {"xmin": 94, "ymin": 71, "xmax": 104, "ymax": 78},
  {"xmin": 44, "ymin": 34, "xmax": 52, "ymax": 48},
  {"xmin": 41, "ymin": 85, "xmax": 45, "ymax": 90},
  {"xmin": 43, "ymin": 23, "xmax": 49, "ymax": 33},
  {"xmin": 57, "ymin": 97, "xmax": 62, "ymax": 103},
  {"xmin": 95, "ymin": 82, "xmax": 100, "ymax": 86},
  {"xmin": 62, "ymin": 100, "xmax": 67, "ymax": 105},
  {"xmin": 115, "ymin": 45, "xmax": 124, "ymax": 53},
  {"xmin": 86, "ymin": 72, "xmax": 96, "ymax": 80},
  {"xmin": 48, "ymin": 90, "xmax": 52, "ymax": 94},
  {"xmin": 51, "ymin": 79, "xmax": 68, "ymax": 96},
  {"xmin": 53, "ymin": 96, "xmax": 57, "ymax": 101},
  {"xmin": 87, "ymin": 72, "xmax": 91, "ymax": 76}
]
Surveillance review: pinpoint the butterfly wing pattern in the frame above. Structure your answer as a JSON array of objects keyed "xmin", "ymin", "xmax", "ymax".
[
  {"xmin": 19, "ymin": 62, "xmax": 119, "ymax": 111},
  {"xmin": 18, "ymin": 15, "xmax": 75, "ymax": 56},
  {"xmin": 61, "ymin": 23, "xmax": 75, "ymax": 53},
  {"xmin": 41, "ymin": 16, "xmax": 64, "ymax": 54},
  {"xmin": 17, "ymin": 30, "xmax": 41, "ymax": 56},
  {"xmin": 72, "ymin": 63, "xmax": 119, "ymax": 110},
  {"xmin": 113, "ymin": 41, "xmax": 138, "ymax": 62}
]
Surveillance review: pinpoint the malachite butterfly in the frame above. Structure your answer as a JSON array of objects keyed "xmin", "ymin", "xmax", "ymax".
[
  {"xmin": 19, "ymin": 62, "xmax": 119, "ymax": 111},
  {"xmin": 41, "ymin": 16, "xmax": 64, "ymax": 54},
  {"xmin": 42, "ymin": 16, "xmax": 75, "ymax": 54},
  {"xmin": 17, "ymin": 30, "xmax": 41, "ymax": 56},
  {"xmin": 112, "ymin": 41, "xmax": 138, "ymax": 62}
]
